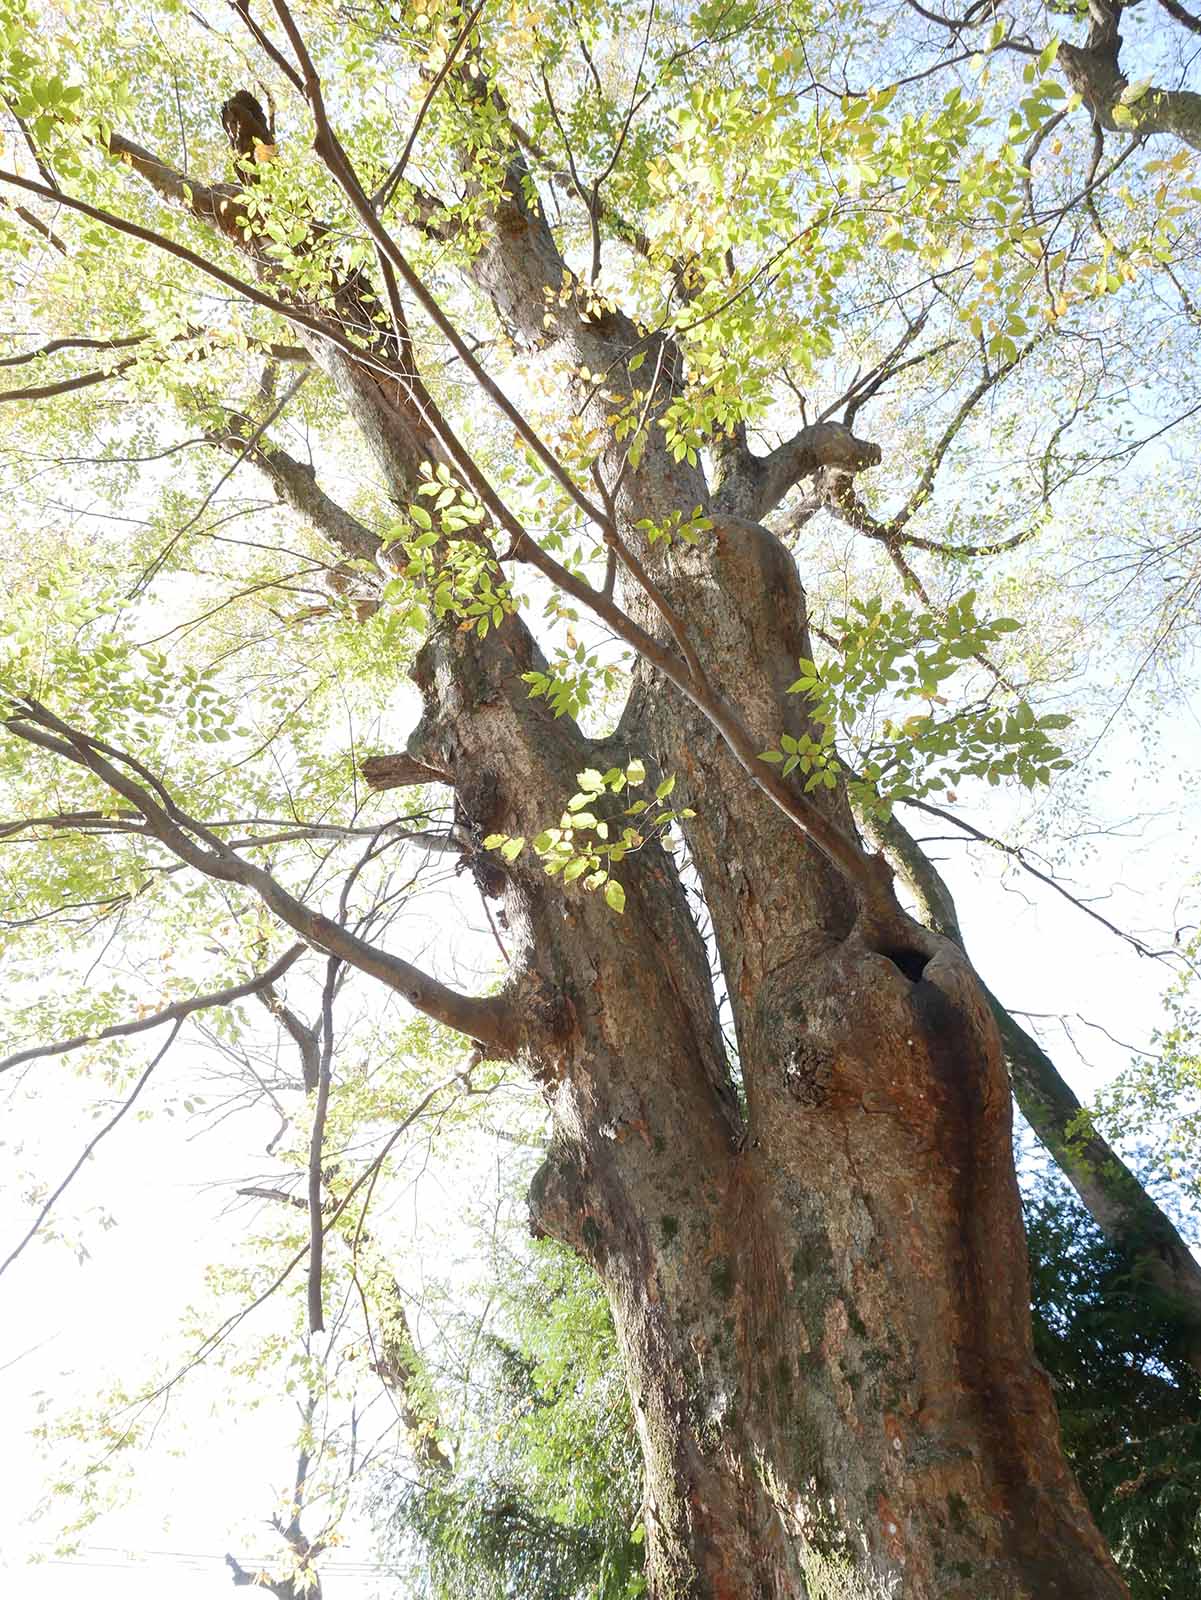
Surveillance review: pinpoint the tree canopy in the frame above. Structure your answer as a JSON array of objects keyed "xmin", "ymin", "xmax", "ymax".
[{"xmin": 1, "ymin": 0, "xmax": 1200, "ymax": 1594}]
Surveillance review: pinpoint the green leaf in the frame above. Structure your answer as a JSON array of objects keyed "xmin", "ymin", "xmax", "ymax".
[{"xmin": 604, "ymin": 880, "xmax": 626, "ymax": 914}]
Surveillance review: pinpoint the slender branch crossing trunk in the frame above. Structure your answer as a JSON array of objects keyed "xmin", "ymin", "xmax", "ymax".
[{"xmin": 868, "ymin": 805, "xmax": 1201, "ymax": 1381}]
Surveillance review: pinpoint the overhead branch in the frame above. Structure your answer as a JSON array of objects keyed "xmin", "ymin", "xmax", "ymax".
[
  {"xmin": 712, "ymin": 314, "xmax": 959, "ymax": 521},
  {"xmin": 207, "ymin": 409, "xmax": 383, "ymax": 565},
  {"xmin": 2, "ymin": 700, "xmax": 520, "ymax": 1056},
  {"xmin": 864, "ymin": 802, "xmax": 1201, "ymax": 1376},
  {"xmin": 0, "ymin": 332, "xmax": 145, "ymax": 370},
  {"xmin": 0, "ymin": 167, "xmax": 403, "ymax": 388},
  {"xmin": 0, "ymin": 330, "xmax": 308, "ymax": 372},
  {"xmin": 806, "ymin": 335, "xmax": 1048, "ymax": 558},
  {"xmin": 361, "ymin": 753, "xmax": 452, "ymax": 791},
  {"xmin": 1154, "ymin": 0, "xmax": 1201, "ymax": 34},
  {"xmin": 901, "ymin": 792, "xmax": 1190, "ymax": 965},
  {"xmin": 0, "ymin": 810, "xmax": 455, "ymax": 858},
  {"xmin": 501, "ymin": 112, "xmax": 695, "ymax": 300},
  {"xmin": 0, "ymin": 943, "xmax": 305, "ymax": 1075},
  {"xmin": 0, "ymin": 807, "xmax": 144, "ymax": 840},
  {"xmin": 370, "ymin": 0, "xmax": 488, "ymax": 212},
  {"xmin": 1, "ymin": 142, "xmax": 443, "ymax": 505},
  {"xmin": 1059, "ymin": 0, "xmax": 1201, "ymax": 151},
  {"xmin": 256, "ymin": 983, "xmax": 321, "ymax": 1094},
  {"xmin": 0, "ymin": 327, "xmax": 309, "ymax": 405},
  {"xmin": 887, "ymin": 335, "xmax": 1046, "ymax": 538},
  {"xmin": 0, "ymin": 356, "xmax": 138, "ymax": 403},
  {"xmin": 900, "ymin": 0, "xmax": 1005, "ymax": 36},
  {"xmin": 7, "ymin": 200, "xmax": 68, "ymax": 253},
  {"xmin": 841, "ymin": 326, "xmax": 957, "ymax": 429},
  {"xmin": 104, "ymin": 127, "xmax": 246, "ymax": 229},
  {"xmin": 225, "ymin": 1550, "xmax": 313, "ymax": 1600},
  {"xmin": 815, "ymin": 476, "xmax": 1043, "ymax": 560},
  {"xmin": 713, "ymin": 420, "xmax": 883, "ymax": 522}
]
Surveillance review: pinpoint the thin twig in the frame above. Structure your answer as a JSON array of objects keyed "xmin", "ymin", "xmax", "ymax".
[
  {"xmin": 0, "ymin": 1021, "xmax": 184, "ymax": 1280},
  {"xmin": 0, "ymin": 944, "xmax": 305, "ymax": 1074}
]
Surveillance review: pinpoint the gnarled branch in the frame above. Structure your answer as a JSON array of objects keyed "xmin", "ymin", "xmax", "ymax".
[{"xmin": 3, "ymin": 699, "xmax": 520, "ymax": 1055}]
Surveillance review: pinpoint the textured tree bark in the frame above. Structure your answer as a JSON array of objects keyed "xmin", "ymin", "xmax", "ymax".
[
  {"xmin": 867, "ymin": 805, "xmax": 1201, "ymax": 1381},
  {"xmin": 104, "ymin": 84, "xmax": 1135, "ymax": 1600},
  {"xmin": 315, "ymin": 334, "xmax": 1127, "ymax": 1591}
]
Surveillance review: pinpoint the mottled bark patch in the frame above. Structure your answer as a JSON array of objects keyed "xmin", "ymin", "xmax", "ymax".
[{"xmin": 783, "ymin": 1038, "xmax": 835, "ymax": 1107}]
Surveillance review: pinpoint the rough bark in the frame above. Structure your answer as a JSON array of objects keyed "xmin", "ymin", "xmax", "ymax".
[
  {"xmin": 867, "ymin": 805, "xmax": 1201, "ymax": 1380},
  {"xmin": 81, "ymin": 73, "xmax": 1143, "ymax": 1600}
]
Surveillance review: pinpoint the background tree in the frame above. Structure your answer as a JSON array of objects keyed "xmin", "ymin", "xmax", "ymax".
[{"xmin": 2, "ymin": 0, "xmax": 1200, "ymax": 1595}]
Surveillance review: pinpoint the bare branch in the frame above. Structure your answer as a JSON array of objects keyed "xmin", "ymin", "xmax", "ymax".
[
  {"xmin": 207, "ymin": 409, "xmax": 383, "ymax": 566},
  {"xmin": 900, "ymin": 793, "xmax": 1190, "ymax": 965},
  {"xmin": 0, "ymin": 943, "xmax": 305, "ymax": 1075},
  {"xmin": 812, "ymin": 335, "xmax": 1049, "ymax": 557},
  {"xmin": 714, "ymin": 420, "xmax": 883, "ymax": 522},
  {"xmin": 3, "ymin": 700, "xmax": 520, "ymax": 1055},
  {"xmin": 0, "ymin": 1021, "xmax": 183, "ymax": 1281},
  {"xmin": 7, "ymin": 201, "xmax": 68, "ymax": 252},
  {"xmin": 130, "ymin": 1067, "xmax": 466, "ymax": 1425},
  {"xmin": 371, "ymin": 0, "xmax": 488, "ymax": 212},
  {"xmin": 1154, "ymin": 0, "xmax": 1201, "ymax": 35},
  {"xmin": 361, "ymin": 753, "xmax": 452, "ymax": 791},
  {"xmin": 256, "ymin": 984, "xmax": 321, "ymax": 1094},
  {"xmin": 0, "ymin": 326, "xmax": 309, "ymax": 405}
]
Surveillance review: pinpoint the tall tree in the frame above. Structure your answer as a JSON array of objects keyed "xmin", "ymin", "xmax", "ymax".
[{"xmin": 3, "ymin": 1, "xmax": 1200, "ymax": 1594}]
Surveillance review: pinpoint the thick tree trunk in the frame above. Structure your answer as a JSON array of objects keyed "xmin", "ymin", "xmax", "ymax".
[
  {"xmin": 323, "ymin": 248, "xmax": 1129, "ymax": 1600},
  {"xmin": 391, "ymin": 471, "xmax": 1128, "ymax": 1591}
]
